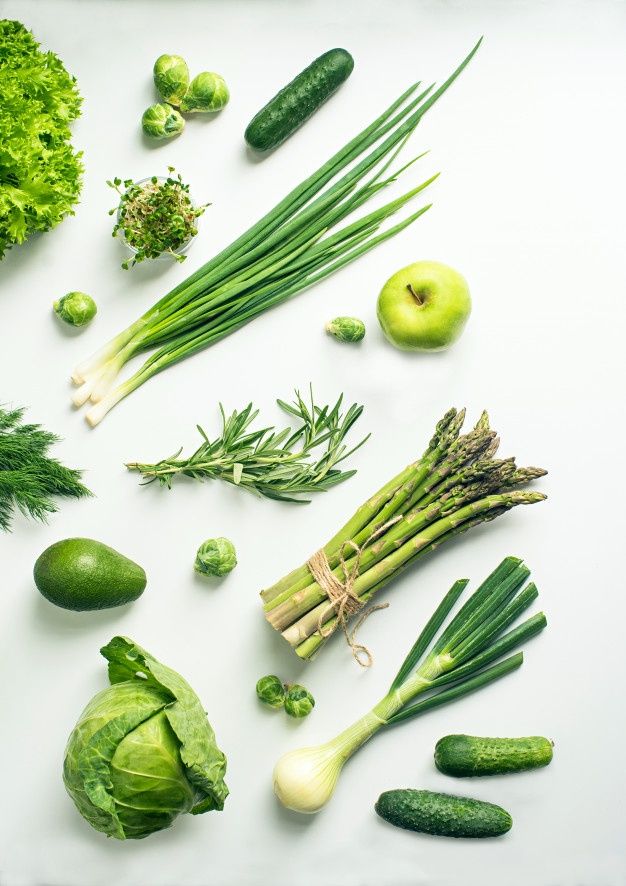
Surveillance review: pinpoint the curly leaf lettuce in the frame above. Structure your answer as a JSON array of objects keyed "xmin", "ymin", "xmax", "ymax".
[
  {"xmin": 0, "ymin": 20, "xmax": 83, "ymax": 258},
  {"xmin": 63, "ymin": 637, "xmax": 228, "ymax": 840}
]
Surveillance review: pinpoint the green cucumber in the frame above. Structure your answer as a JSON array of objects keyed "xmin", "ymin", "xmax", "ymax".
[
  {"xmin": 435, "ymin": 734, "xmax": 553, "ymax": 777},
  {"xmin": 245, "ymin": 48, "xmax": 354, "ymax": 152},
  {"xmin": 375, "ymin": 789, "xmax": 512, "ymax": 839}
]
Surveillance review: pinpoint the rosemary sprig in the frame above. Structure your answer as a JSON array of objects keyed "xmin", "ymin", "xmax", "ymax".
[
  {"xmin": 126, "ymin": 389, "xmax": 369, "ymax": 503},
  {"xmin": 0, "ymin": 404, "xmax": 91, "ymax": 531}
]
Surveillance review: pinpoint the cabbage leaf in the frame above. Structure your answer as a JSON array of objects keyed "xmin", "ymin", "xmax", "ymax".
[{"xmin": 63, "ymin": 637, "xmax": 228, "ymax": 840}]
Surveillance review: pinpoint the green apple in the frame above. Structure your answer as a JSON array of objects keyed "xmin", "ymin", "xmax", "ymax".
[{"xmin": 377, "ymin": 260, "xmax": 471, "ymax": 351}]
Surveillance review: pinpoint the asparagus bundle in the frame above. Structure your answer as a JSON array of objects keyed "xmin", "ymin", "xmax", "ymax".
[{"xmin": 260, "ymin": 408, "xmax": 547, "ymax": 662}]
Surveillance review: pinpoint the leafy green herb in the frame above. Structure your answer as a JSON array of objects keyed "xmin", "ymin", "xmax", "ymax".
[
  {"xmin": 108, "ymin": 168, "xmax": 207, "ymax": 268},
  {"xmin": 0, "ymin": 20, "xmax": 83, "ymax": 258},
  {"xmin": 0, "ymin": 404, "xmax": 91, "ymax": 531},
  {"xmin": 127, "ymin": 389, "xmax": 368, "ymax": 503}
]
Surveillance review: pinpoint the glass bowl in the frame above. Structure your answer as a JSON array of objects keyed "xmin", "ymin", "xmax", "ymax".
[{"xmin": 115, "ymin": 175, "xmax": 199, "ymax": 263}]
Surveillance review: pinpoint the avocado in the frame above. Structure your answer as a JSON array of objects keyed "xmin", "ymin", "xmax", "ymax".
[{"xmin": 34, "ymin": 538, "xmax": 147, "ymax": 611}]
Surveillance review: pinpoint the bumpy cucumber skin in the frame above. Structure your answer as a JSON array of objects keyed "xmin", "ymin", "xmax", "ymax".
[
  {"xmin": 245, "ymin": 48, "xmax": 354, "ymax": 152},
  {"xmin": 375, "ymin": 789, "xmax": 512, "ymax": 839},
  {"xmin": 435, "ymin": 734, "xmax": 553, "ymax": 777}
]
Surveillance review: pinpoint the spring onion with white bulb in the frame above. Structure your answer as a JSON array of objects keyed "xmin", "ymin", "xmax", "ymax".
[
  {"xmin": 273, "ymin": 556, "xmax": 546, "ymax": 813},
  {"xmin": 71, "ymin": 40, "xmax": 481, "ymax": 426}
]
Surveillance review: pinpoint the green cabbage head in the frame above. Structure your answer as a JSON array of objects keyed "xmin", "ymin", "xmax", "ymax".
[{"xmin": 63, "ymin": 636, "xmax": 228, "ymax": 840}]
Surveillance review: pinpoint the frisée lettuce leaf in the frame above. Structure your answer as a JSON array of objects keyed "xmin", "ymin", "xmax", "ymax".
[{"xmin": 0, "ymin": 20, "xmax": 83, "ymax": 258}]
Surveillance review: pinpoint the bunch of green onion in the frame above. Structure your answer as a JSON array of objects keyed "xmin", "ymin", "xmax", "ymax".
[
  {"xmin": 273, "ymin": 556, "xmax": 546, "ymax": 813},
  {"xmin": 261, "ymin": 408, "xmax": 546, "ymax": 660},
  {"xmin": 71, "ymin": 41, "xmax": 481, "ymax": 426}
]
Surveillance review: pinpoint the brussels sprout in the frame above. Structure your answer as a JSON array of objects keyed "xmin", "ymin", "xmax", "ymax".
[
  {"xmin": 53, "ymin": 291, "xmax": 97, "ymax": 327},
  {"xmin": 326, "ymin": 316, "xmax": 366, "ymax": 343},
  {"xmin": 63, "ymin": 636, "xmax": 228, "ymax": 840},
  {"xmin": 284, "ymin": 684, "xmax": 315, "ymax": 719},
  {"xmin": 142, "ymin": 103, "xmax": 185, "ymax": 140},
  {"xmin": 180, "ymin": 72, "xmax": 229, "ymax": 113},
  {"xmin": 153, "ymin": 54, "xmax": 190, "ymax": 106},
  {"xmin": 256, "ymin": 675, "xmax": 286, "ymax": 709},
  {"xmin": 194, "ymin": 537, "xmax": 237, "ymax": 577}
]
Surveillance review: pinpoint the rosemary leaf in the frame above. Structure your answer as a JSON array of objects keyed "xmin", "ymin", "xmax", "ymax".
[{"xmin": 126, "ymin": 388, "xmax": 369, "ymax": 503}]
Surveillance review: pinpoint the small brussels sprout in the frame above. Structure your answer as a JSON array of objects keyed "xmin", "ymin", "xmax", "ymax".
[
  {"xmin": 256, "ymin": 675, "xmax": 286, "ymax": 709},
  {"xmin": 180, "ymin": 72, "xmax": 229, "ymax": 113},
  {"xmin": 284, "ymin": 684, "xmax": 315, "ymax": 719},
  {"xmin": 53, "ymin": 291, "xmax": 97, "ymax": 327},
  {"xmin": 326, "ymin": 316, "xmax": 366, "ymax": 343},
  {"xmin": 194, "ymin": 537, "xmax": 237, "ymax": 577},
  {"xmin": 142, "ymin": 103, "xmax": 185, "ymax": 140},
  {"xmin": 153, "ymin": 54, "xmax": 190, "ymax": 106}
]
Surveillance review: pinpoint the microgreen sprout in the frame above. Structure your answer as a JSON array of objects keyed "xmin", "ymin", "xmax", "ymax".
[{"xmin": 108, "ymin": 168, "xmax": 208, "ymax": 269}]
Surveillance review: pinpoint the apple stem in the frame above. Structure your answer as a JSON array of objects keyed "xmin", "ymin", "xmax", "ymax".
[{"xmin": 407, "ymin": 283, "xmax": 425, "ymax": 306}]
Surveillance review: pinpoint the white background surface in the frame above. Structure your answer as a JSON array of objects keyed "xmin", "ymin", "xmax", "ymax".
[{"xmin": 1, "ymin": 1, "xmax": 625, "ymax": 884}]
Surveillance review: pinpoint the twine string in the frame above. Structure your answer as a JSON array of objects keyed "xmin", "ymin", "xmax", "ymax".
[{"xmin": 306, "ymin": 515, "xmax": 403, "ymax": 667}]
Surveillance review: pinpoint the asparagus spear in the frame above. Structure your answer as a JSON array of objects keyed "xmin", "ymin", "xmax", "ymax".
[
  {"xmin": 261, "ymin": 408, "xmax": 467, "ymax": 610},
  {"xmin": 260, "ymin": 408, "xmax": 547, "ymax": 662},
  {"xmin": 284, "ymin": 490, "xmax": 544, "ymax": 652}
]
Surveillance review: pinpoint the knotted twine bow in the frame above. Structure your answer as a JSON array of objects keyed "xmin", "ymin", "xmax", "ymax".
[{"xmin": 306, "ymin": 516, "xmax": 403, "ymax": 668}]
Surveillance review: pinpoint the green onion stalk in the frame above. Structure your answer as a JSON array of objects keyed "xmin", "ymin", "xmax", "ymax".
[
  {"xmin": 273, "ymin": 557, "xmax": 547, "ymax": 813},
  {"xmin": 72, "ymin": 41, "xmax": 482, "ymax": 426},
  {"xmin": 261, "ymin": 408, "xmax": 547, "ymax": 660}
]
